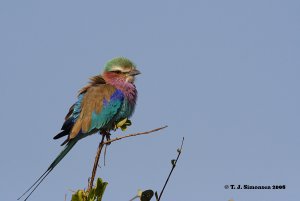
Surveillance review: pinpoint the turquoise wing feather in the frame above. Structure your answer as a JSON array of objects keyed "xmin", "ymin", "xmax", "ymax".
[
  {"xmin": 89, "ymin": 88, "xmax": 124, "ymax": 131},
  {"xmin": 69, "ymin": 84, "xmax": 124, "ymax": 139},
  {"xmin": 18, "ymin": 85, "xmax": 124, "ymax": 201}
]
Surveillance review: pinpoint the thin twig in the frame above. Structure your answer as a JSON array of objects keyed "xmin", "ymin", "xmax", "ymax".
[
  {"xmin": 157, "ymin": 137, "xmax": 184, "ymax": 201},
  {"xmin": 87, "ymin": 125, "xmax": 168, "ymax": 191},
  {"xmin": 104, "ymin": 126, "xmax": 168, "ymax": 145},
  {"xmin": 129, "ymin": 195, "xmax": 139, "ymax": 201},
  {"xmin": 104, "ymin": 144, "xmax": 108, "ymax": 166},
  {"xmin": 88, "ymin": 134, "xmax": 105, "ymax": 191}
]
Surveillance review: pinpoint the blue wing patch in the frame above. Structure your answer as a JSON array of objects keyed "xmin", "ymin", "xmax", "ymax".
[{"xmin": 89, "ymin": 89, "xmax": 124, "ymax": 131}]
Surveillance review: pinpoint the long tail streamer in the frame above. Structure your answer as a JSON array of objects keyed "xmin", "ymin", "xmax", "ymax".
[{"xmin": 18, "ymin": 140, "xmax": 77, "ymax": 201}]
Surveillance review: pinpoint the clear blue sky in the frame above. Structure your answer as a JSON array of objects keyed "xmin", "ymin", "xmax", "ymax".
[{"xmin": 1, "ymin": 1, "xmax": 300, "ymax": 201}]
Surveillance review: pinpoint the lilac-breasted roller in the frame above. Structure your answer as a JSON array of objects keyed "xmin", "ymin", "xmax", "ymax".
[{"xmin": 18, "ymin": 57, "xmax": 141, "ymax": 201}]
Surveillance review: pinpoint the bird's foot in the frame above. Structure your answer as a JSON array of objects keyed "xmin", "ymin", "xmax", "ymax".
[{"xmin": 100, "ymin": 130, "xmax": 111, "ymax": 145}]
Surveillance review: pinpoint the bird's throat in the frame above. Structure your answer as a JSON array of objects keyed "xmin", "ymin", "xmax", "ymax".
[{"xmin": 103, "ymin": 72, "xmax": 137, "ymax": 103}]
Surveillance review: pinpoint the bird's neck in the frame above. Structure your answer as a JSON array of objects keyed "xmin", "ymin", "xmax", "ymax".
[{"xmin": 102, "ymin": 72, "xmax": 137, "ymax": 103}]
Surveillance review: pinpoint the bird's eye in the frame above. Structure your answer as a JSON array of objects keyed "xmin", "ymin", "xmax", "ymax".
[{"xmin": 113, "ymin": 70, "xmax": 122, "ymax": 74}]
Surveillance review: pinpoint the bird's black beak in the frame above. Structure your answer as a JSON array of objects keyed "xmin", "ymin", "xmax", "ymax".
[{"xmin": 129, "ymin": 69, "xmax": 141, "ymax": 76}]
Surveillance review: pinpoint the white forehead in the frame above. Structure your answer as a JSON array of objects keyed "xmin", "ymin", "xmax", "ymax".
[{"xmin": 110, "ymin": 65, "xmax": 133, "ymax": 72}]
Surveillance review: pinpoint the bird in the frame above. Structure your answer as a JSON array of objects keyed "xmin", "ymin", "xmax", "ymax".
[{"xmin": 18, "ymin": 57, "xmax": 141, "ymax": 201}]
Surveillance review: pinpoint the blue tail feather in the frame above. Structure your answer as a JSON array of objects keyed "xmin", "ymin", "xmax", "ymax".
[{"xmin": 18, "ymin": 139, "xmax": 77, "ymax": 201}]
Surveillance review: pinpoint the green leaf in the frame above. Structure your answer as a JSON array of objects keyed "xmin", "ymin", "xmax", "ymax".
[
  {"xmin": 171, "ymin": 159, "xmax": 176, "ymax": 166},
  {"xmin": 140, "ymin": 190, "xmax": 154, "ymax": 201},
  {"xmin": 114, "ymin": 118, "xmax": 132, "ymax": 131},
  {"xmin": 71, "ymin": 190, "xmax": 86, "ymax": 201},
  {"xmin": 71, "ymin": 178, "xmax": 108, "ymax": 201},
  {"xmin": 154, "ymin": 191, "xmax": 159, "ymax": 201},
  {"xmin": 95, "ymin": 178, "xmax": 108, "ymax": 201},
  {"xmin": 87, "ymin": 189, "xmax": 95, "ymax": 201}
]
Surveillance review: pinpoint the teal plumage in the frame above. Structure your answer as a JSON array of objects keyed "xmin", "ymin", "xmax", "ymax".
[{"xmin": 18, "ymin": 57, "xmax": 140, "ymax": 201}]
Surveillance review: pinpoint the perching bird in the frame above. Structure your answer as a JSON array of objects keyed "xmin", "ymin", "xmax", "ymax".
[{"xmin": 18, "ymin": 57, "xmax": 141, "ymax": 201}]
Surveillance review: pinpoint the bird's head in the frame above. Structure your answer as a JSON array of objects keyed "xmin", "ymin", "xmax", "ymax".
[{"xmin": 103, "ymin": 57, "xmax": 141, "ymax": 83}]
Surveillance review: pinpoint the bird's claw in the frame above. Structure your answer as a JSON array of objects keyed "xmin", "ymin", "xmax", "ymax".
[{"xmin": 100, "ymin": 130, "xmax": 111, "ymax": 145}]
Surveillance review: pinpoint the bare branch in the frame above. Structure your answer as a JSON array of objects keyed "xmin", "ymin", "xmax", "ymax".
[
  {"xmin": 87, "ymin": 125, "xmax": 168, "ymax": 192},
  {"xmin": 157, "ymin": 137, "xmax": 184, "ymax": 201},
  {"xmin": 88, "ymin": 134, "xmax": 105, "ymax": 191},
  {"xmin": 104, "ymin": 125, "xmax": 168, "ymax": 145}
]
